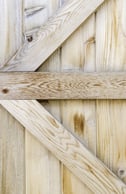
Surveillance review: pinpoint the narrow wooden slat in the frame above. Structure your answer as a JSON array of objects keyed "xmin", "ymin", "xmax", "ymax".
[
  {"xmin": 0, "ymin": 105, "xmax": 25, "ymax": 194},
  {"xmin": 0, "ymin": 72, "xmax": 126, "ymax": 99},
  {"xmin": 0, "ymin": 1, "xmax": 25, "ymax": 194},
  {"xmin": 24, "ymin": 1, "xmax": 62, "ymax": 194},
  {"xmin": 60, "ymin": 13, "xmax": 95, "ymax": 194},
  {"xmin": 0, "ymin": 100, "xmax": 126, "ymax": 194},
  {"xmin": 0, "ymin": 0, "xmax": 23, "ymax": 67},
  {"xmin": 1, "ymin": 0, "xmax": 105, "ymax": 71},
  {"xmin": 96, "ymin": 0, "xmax": 126, "ymax": 184}
]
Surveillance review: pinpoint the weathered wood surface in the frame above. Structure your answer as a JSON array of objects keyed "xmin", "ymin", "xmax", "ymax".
[
  {"xmin": 0, "ymin": 100, "xmax": 126, "ymax": 194},
  {"xmin": 0, "ymin": 0, "xmax": 105, "ymax": 71},
  {"xmin": 58, "ymin": 12, "xmax": 95, "ymax": 193},
  {"xmin": 0, "ymin": 0, "xmax": 23, "ymax": 67},
  {"xmin": 24, "ymin": 1, "xmax": 62, "ymax": 194},
  {"xmin": 0, "ymin": 106, "xmax": 25, "ymax": 194},
  {"xmin": 39, "ymin": 2, "xmax": 93, "ymax": 192},
  {"xmin": 0, "ymin": 1, "xmax": 25, "ymax": 194},
  {"xmin": 0, "ymin": 72, "xmax": 126, "ymax": 99},
  {"xmin": 1, "ymin": 0, "xmax": 126, "ymax": 193},
  {"xmin": 96, "ymin": 0, "xmax": 126, "ymax": 184}
]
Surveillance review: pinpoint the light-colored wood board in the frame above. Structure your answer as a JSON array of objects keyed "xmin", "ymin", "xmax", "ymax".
[
  {"xmin": 24, "ymin": 0, "xmax": 60, "ymax": 33},
  {"xmin": 39, "ymin": 4, "xmax": 94, "ymax": 192},
  {"xmin": 26, "ymin": 132, "xmax": 61, "ymax": 194},
  {"xmin": 0, "ymin": 105, "xmax": 25, "ymax": 194},
  {"xmin": 39, "ymin": 1, "xmax": 89, "ymax": 192},
  {"xmin": 1, "ymin": 0, "xmax": 105, "ymax": 71},
  {"xmin": 96, "ymin": 100, "xmax": 126, "ymax": 183},
  {"xmin": 60, "ymin": 13, "xmax": 96, "ymax": 194},
  {"xmin": 0, "ymin": 100, "xmax": 126, "ymax": 194},
  {"xmin": 0, "ymin": 1, "xmax": 24, "ymax": 194},
  {"xmin": 0, "ymin": 72, "xmax": 126, "ymax": 99},
  {"xmin": 60, "ymin": 101, "xmax": 95, "ymax": 194},
  {"xmin": 96, "ymin": 0, "xmax": 126, "ymax": 183},
  {"xmin": 82, "ymin": 14, "xmax": 96, "ymax": 155},
  {"xmin": 0, "ymin": 0, "xmax": 23, "ymax": 67},
  {"xmin": 25, "ymin": 1, "xmax": 61, "ymax": 194},
  {"xmin": 39, "ymin": 49, "xmax": 62, "ymax": 194}
]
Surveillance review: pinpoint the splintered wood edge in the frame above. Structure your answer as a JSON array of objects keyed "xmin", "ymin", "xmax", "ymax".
[
  {"xmin": 0, "ymin": 100, "xmax": 126, "ymax": 193},
  {"xmin": 1, "ymin": 0, "xmax": 105, "ymax": 71},
  {"xmin": 0, "ymin": 72, "xmax": 126, "ymax": 99}
]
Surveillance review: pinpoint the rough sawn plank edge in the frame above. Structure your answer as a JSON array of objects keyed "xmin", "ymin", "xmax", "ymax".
[{"xmin": 0, "ymin": 100, "xmax": 126, "ymax": 194}]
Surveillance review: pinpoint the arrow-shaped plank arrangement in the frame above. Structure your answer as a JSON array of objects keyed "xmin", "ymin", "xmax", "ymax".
[
  {"xmin": 0, "ymin": 100, "xmax": 126, "ymax": 194},
  {"xmin": 1, "ymin": 0, "xmax": 126, "ymax": 193}
]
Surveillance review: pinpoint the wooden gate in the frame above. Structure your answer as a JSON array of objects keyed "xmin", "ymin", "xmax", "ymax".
[{"xmin": 0, "ymin": 0, "xmax": 126, "ymax": 193}]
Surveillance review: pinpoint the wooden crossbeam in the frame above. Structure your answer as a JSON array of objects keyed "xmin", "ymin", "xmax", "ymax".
[
  {"xmin": 1, "ymin": 0, "xmax": 105, "ymax": 71},
  {"xmin": 0, "ymin": 100, "xmax": 126, "ymax": 193},
  {"xmin": 0, "ymin": 72, "xmax": 126, "ymax": 99}
]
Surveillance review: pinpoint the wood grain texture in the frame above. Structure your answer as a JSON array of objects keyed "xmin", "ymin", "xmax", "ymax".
[
  {"xmin": 0, "ymin": 0, "xmax": 105, "ymax": 71},
  {"xmin": 38, "ymin": 36, "xmax": 62, "ymax": 194},
  {"xmin": 60, "ymin": 13, "xmax": 95, "ymax": 194},
  {"xmin": 24, "ymin": 1, "xmax": 61, "ymax": 194},
  {"xmin": 0, "ymin": 1, "xmax": 25, "ymax": 194},
  {"xmin": 38, "ymin": 51, "xmax": 62, "ymax": 194},
  {"xmin": 0, "ymin": 0, "xmax": 23, "ymax": 67},
  {"xmin": 96, "ymin": 0, "xmax": 126, "ymax": 184},
  {"xmin": 25, "ymin": 132, "xmax": 61, "ymax": 194},
  {"xmin": 0, "ymin": 106, "xmax": 25, "ymax": 194},
  {"xmin": 24, "ymin": 0, "xmax": 60, "ymax": 34},
  {"xmin": 0, "ymin": 72, "xmax": 126, "ymax": 99},
  {"xmin": 38, "ymin": 2, "xmax": 92, "ymax": 193},
  {"xmin": 1, "ymin": 100, "xmax": 126, "ymax": 194}
]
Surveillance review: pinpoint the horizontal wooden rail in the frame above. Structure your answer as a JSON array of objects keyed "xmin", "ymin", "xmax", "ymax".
[
  {"xmin": 1, "ymin": 0, "xmax": 105, "ymax": 71},
  {"xmin": 0, "ymin": 100, "xmax": 126, "ymax": 194},
  {"xmin": 0, "ymin": 72, "xmax": 126, "ymax": 99}
]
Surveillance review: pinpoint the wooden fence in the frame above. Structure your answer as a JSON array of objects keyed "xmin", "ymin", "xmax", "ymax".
[{"xmin": 0, "ymin": 0, "xmax": 126, "ymax": 194}]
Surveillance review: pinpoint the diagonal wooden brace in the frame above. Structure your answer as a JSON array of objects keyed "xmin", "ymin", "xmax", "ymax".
[{"xmin": 0, "ymin": 100, "xmax": 126, "ymax": 193}]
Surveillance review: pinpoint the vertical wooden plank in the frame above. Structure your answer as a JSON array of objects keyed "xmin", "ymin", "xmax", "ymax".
[
  {"xmin": 0, "ymin": 0, "xmax": 23, "ymax": 67},
  {"xmin": 60, "ymin": 14, "xmax": 96, "ymax": 193},
  {"xmin": 25, "ymin": 1, "xmax": 61, "ymax": 194},
  {"xmin": 96, "ymin": 0, "xmax": 126, "ymax": 183},
  {"xmin": 0, "ymin": 1, "xmax": 24, "ymax": 194},
  {"xmin": 39, "ymin": 2, "xmax": 96, "ymax": 194},
  {"xmin": 26, "ymin": 130, "xmax": 61, "ymax": 194},
  {"xmin": 0, "ymin": 106, "xmax": 25, "ymax": 194},
  {"xmin": 38, "ymin": 2, "xmax": 62, "ymax": 194},
  {"xmin": 39, "ymin": 50, "xmax": 62, "ymax": 194}
]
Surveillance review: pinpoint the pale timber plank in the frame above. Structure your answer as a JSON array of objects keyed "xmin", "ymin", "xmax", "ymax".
[
  {"xmin": 39, "ymin": 41, "xmax": 62, "ymax": 194},
  {"xmin": 0, "ymin": 1, "xmax": 24, "ymax": 194},
  {"xmin": 60, "ymin": 13, "xmax": 95, "ymax": 194},
  {"xmin": 0, "ymin": 0, "xmax": 23, "ymax": 67},
  {"xmin": 24, "ymin": 0, "xmax": 60, "ymax": 33},
  {"xmin": 24, "ymin": 1, "xmax": 61, "ymax": 194},
  {"xmin": 0, "ymin": 72, "xmax": 126, "ymax": 99},
  {"xmin": 39, "ymin": 2, "xmax": 90, "ymax": 193},
  {"xmin": 0, "ymin": 106, "xmax": 25, "ymax": 194},
  {"xmin": 39, "ymin": 50, "xmax": 62, "ymax": 194},
  {"xmin": 96, "ymin": 0, "xmax": 126, "ymax": 184},
  {"xmin": 24, "ymin": 0, "xmax": 51, "ymax": 193},
  {"xmin": 1, "ymin": 0, "xmax": 105, "ymax": 71},
  {"xmin": 1, "ymin": 100, "xmax": 126, "ymax": 194}
]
